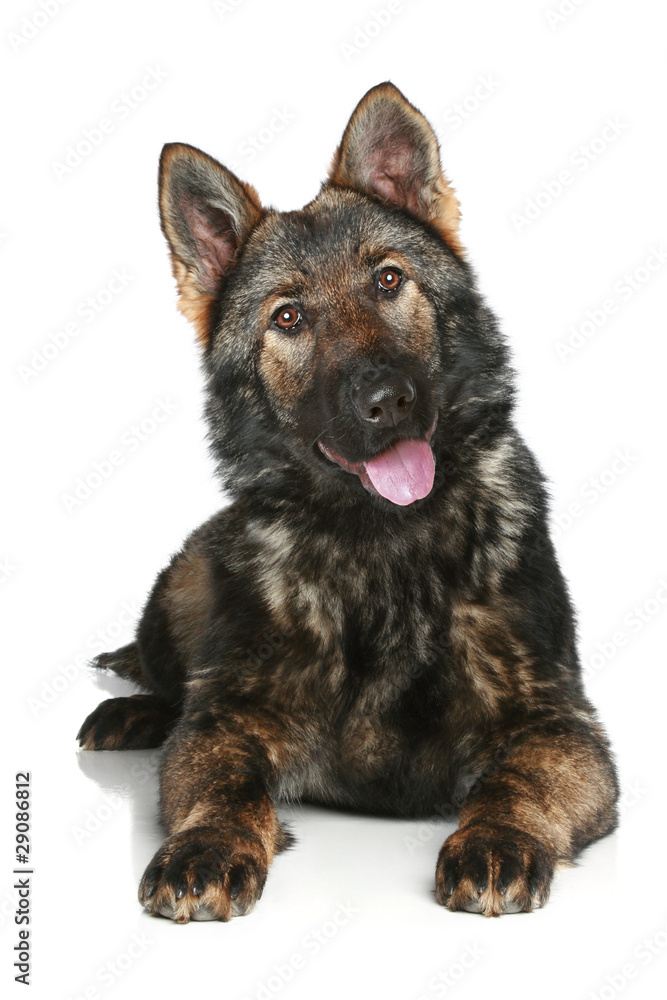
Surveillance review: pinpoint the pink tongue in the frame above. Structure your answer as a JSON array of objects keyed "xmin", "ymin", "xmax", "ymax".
[{"xmin": 363, "ymin": 439, "xmax": 435, "ymax": 506}]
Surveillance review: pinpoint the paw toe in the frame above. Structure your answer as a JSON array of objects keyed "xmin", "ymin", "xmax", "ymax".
[
  {"xmin": 139, "ymin": 830, "xmax": 267, "ymax": 923},
  {"xmin": 436, "ymin": 823, "xmax": 554, "ymax": 917}
]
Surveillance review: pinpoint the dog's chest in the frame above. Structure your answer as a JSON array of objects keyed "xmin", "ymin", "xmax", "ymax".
[
  {"xmin": 250, "ymin": 522, "xmax": 450, "ymax": 704},
  {"xmin": 246, "ymin": 521, "xmax": 461, "ymax": 801},
  {"xmin": 297, "ymin": 525, "xmax": 442, "ymax": 628}
]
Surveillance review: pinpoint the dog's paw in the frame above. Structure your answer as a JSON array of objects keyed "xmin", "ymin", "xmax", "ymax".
[
  {"xmin": 435, "ymin": 822, "xmax": 553, "ymax": 916},
  {"xmin": 138, "ymin": 827, "xmax": 268, "ymax": 923},
  {"xmin": 77, "ymin": 695, "xmax": 176, "ymax": 750}
]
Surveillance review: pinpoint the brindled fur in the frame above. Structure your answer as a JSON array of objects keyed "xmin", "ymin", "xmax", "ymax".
[{"xmin": 78, "ymin": 83, "xmax": 618, "ymax": 922}]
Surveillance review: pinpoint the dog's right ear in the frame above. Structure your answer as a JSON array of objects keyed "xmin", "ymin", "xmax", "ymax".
[{"xmin": 159, "ymin": 143, "xmax": 264, "ymax": 345}]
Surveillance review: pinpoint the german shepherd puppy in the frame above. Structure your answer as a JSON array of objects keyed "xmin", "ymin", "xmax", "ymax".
[{"xmin": 77, "ymin": 83, "xmax": 618, "ymax": 921}]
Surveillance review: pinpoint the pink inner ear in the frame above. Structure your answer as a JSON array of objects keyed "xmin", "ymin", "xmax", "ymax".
[
  {"xmin": 366, "ymin": 141, "xmax": 424, "ymax": 217},
  {"xmin": 184, "ymin": 197, "xmax": 237, "ymax": 293}
]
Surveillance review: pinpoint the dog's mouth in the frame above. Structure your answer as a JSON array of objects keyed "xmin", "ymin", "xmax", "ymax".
[{"xmin": 318, "ymin": 416, "xmax": 438, "ymax": 506}]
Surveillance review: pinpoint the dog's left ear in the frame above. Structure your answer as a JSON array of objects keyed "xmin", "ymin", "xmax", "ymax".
[{"xmin": 329, "ymin": 82, "xmax": 463, "ymax": 256}]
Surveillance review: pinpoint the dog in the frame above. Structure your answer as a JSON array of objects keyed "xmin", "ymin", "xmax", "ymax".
[{"xmin": 77, "ymin": 82, "xmax": 618, "ymax": 921}]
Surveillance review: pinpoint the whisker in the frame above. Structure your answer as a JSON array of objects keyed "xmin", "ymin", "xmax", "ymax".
[{"xmin": 303, "ymin": 415, "xmax": 341, "ymax": 456}]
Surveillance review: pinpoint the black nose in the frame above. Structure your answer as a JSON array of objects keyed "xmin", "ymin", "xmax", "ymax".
[{"xmin": 353, "ymin": 372, "xmax": 416, "ymax": 427}]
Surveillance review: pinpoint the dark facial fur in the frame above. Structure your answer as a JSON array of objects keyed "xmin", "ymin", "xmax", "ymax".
[
  {"xmin": 203, "ymin": 187, "xmax": 511, "ymax": 513},
  {"xmin": 78, "ymin": 82, "xmax": 618, "ymax": 922}
]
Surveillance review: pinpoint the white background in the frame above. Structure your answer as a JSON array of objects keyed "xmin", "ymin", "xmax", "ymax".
[{"xmin": 2, "ymin": 1, "xmax": 666, "ymax": 998}]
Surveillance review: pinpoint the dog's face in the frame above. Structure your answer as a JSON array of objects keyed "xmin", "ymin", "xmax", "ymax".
[{"xmin": 158, "ymin": 83, "xmax": 508, "ymax": 509}]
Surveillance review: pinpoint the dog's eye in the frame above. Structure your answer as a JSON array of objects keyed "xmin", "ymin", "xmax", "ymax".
[
  {"xmin": 377, "ymin": 268, "xmax": 403, "ymax": 294},
  {"xmin": 273, "ymin": 305, "xmax": 303, "ymax": 333}
]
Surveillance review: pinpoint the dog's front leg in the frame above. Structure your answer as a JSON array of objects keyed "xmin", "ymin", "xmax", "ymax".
[
  {"xmin": 435, "ymin": 713, "xmax": 618, "ymax": 916},
  {"xmin": 138, "ymin": 708, "xmax": 296, "ymax": 923}
]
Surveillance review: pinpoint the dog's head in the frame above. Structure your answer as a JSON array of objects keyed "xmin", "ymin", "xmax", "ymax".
[{"xmin": 158, "ymin": 83, "xmax": 513, "ymax": 510}]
